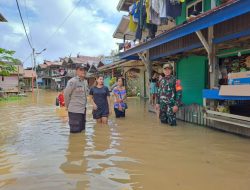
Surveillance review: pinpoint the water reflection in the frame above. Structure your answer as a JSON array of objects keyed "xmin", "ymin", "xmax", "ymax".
[
  {"xmin": 59, "ymin": 111, "xmax": 137, "ymax": 189},
  {"xmin": 60, "ymin": 133, "xmax": 88, "ymax": 189},
  {"xmin": 0, "ymin": 90, "xmax": 250, "ymax": 190},
  {"xmin": 0, "ymin": 149, "xmax": 17, "ymax": 188},
  {"xmin": 84, "ymin": 122, "xmax": 136, "ymax": 189}
]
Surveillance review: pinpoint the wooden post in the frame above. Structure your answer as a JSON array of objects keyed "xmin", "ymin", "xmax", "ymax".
[
  {"xmin": 32, "ymin": 73, "xmax": 34, "ymax": 93},
  {"xmin": 196, "ymin": 27, "xmax": 218, "ymax": 88},
  {"xmin": 138, "ymin": 50, "xmax": 152, "ymax": 99},
  {"xmin": 196, "ymin": 27, "xmax": 218, "ymax": 113},
  {"xmin": 208, "ymin": 26, "xmax": 218, "ymax": 88}
]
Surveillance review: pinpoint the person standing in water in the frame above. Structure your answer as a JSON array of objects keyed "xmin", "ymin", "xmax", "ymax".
[
  {"xmin": 156, "ymin": 63, "xmax": 182, "ymax": 126},
  {"xmin": 113, "ymin": 77, "xmax": 127, "ymax": 118},
  {"xmin": 58, "ymin": 90, "xmax": 65, "ymax": 107},
  {"xmin": 90, "ymin": 75, "xmax": 111, "ymax": 124},
  {"xmin": 64, "ymin": 64, "xmax": 89, "ymax": 133},
  {"xmin": 149, "ymin": 72, "xmax": 158, "ymax": 105}
]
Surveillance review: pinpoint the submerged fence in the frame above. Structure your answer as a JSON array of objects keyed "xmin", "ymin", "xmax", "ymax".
[{"xmin": 176, "ymin": 104, "xmax": 212, "ymax": 126}]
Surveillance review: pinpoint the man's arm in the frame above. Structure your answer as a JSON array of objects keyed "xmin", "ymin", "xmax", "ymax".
[
  {"xmin": 175, "ymin": 79, "xmax": 182, "ymax": 107},
  {"xmin": 64, "ymin": 80, "xmax": 75, "ymax": 109},
  {"xmin": 85, "ymin": 80, "xmax": 90, "ymax": 95}
]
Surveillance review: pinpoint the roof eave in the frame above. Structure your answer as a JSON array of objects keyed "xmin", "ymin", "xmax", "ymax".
[
  {"xmin": 117, "ymin": 0, "xmax": 125, "ymax": 11},
  {"xmin": 0, "ymin": 13, "xmax": 7, "ymax": 22},
  {"xmin": 119, "ymin": 0, "xmax": 250, "ymax": 59}
]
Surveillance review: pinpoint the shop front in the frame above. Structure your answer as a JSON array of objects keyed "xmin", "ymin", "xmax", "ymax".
[
  {"xmin": 98, "ymin": 60, "xmax": 146, "ymax": 97},
  {"xmin": 203, "ymin": 51, "xmax": 250, "ymax": 131},
  {"xmin": 117, "ymin": 0, "xmax": 250, "ymax": 135}
]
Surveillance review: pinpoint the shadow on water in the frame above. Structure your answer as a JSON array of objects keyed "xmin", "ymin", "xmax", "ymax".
[{"xmin": 0, "ymin": 90, "xmax": 250, "ymax": 190}]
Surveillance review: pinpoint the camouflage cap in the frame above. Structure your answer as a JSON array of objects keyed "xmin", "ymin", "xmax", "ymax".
[{"xmin": 163, "ymin": 63, "xmax": 173, "ymax": 69}]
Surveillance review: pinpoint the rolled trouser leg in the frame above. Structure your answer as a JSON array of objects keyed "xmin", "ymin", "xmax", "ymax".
[{"xmin": 68, "ymin": 112, "xmax": 83, "ymax": 133}]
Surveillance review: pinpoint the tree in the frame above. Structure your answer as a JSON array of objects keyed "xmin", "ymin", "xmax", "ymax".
[{"xmin": 0, "ymin": 48, "xmax": 20, "ymax": 76}]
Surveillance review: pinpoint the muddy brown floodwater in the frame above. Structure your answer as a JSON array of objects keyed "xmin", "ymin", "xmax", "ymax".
[{"xmin": 0, "ymin": 90, "xmax": 250, "ymax": 190}]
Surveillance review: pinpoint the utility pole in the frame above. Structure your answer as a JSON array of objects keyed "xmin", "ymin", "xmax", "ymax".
[
  {"xmin": 31, "ymin": 48, "xmax": 46, "ymax": 93},
  {"xmin": 32, "ymin": 48, "xmax": 35, "ymax": 93},
  {"xmin": 32, "ymin": 48, "xmax": 38, "ymax": 90}
]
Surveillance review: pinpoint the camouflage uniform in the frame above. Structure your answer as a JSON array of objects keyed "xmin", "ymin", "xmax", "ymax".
[{"xmin": 157, "ymin": 75, "xmax": 182, "ymax": 126}]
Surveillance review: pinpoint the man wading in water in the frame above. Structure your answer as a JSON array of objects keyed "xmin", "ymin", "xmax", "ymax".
[
  {"xmin": 156, "ymin": 63, "xmax": 182, "ymax": 126},
  {"xmin": 64, "ymin": 64, "xmax": 89, "ymax": 133}
]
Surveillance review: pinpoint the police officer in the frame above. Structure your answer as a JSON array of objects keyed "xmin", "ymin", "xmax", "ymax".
[
  {"xmin": 156, "ymin": 63, "xmax": 182, "ymax": 126},
  {"xmin": 64, "ymin": 64, "xmax": 89, "ymax": 133}
]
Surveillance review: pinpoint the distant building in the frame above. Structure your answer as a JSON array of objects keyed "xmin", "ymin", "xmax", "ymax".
[
  {"xmin": 37, "ymin": 60, "xmax": 64, "ymax": 90},
  {"xmin": 101, "ymin": 56, "xmax": 119, "ymax": 65},
  {"xmin": 22, "ymin": 69, "xmax": 37, "ymax": 92},
  {"xmin": 0, "ymin": 65, "xmax": 24, "ymax": 94},
  {"xmin": 37, "ymin": 55, "xmax": 104, "ymax": 90},
  {"xmin": 61, "ymin": 55, "xmax": 104, "ymax": 87}
]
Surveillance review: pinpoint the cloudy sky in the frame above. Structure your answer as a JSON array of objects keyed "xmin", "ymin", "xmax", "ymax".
[{"xmin": 0, "ymin": 0, "xmax": 124, "ymax": 67}]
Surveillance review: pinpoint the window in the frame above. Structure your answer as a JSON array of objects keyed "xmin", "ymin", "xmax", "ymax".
[{"xmin": 186, "ymin": 0, "xmax": 203, "ymax": 18}]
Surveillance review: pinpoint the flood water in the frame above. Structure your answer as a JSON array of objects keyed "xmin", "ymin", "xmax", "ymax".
[{"xmin": 0, "ymin": 90, "xmax": 250, "ymax": 190}]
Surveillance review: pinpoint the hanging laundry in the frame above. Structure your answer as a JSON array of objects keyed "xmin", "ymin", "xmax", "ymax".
[
  {"xmin": 166, "ymin": 0, "xmax": 182, "ymax": 19},
  {"xmin": 151, "ymin": 0, "xmax": 159, "ymax": 12},
  {"xmin": 133, "ymin": 1, "xmax": 140, "ymax": 23},
  {"xmin": 146, "ymin": 0, "xmax": 150, "ymax": 24},
  {"xmin": 129, "ymin": 15, "xmax": 137, "ymax": 32},
  {"xmin": 128, "ymin": 3, "xmax": 138, "ymax": 32},
  {"xmin": 129, "ymin": 3, "xmax": 136, "ymax": 16},
  {"xmin": 150, "ymin": 0, "xmax": 161, "ymax": 25},
  {"xmin": 159, "ymin": 0, "xmax": 167, "ymax": 18},
  {"xmin": 146, "ymin": 23, "xmax": 158, "ymax": 39},
  {"xmin": 135, "ymin": 0, "xmax": 146, "ymax": 41},
  {"xmin": 139, "ymin": 0, "xmax": 147, "ymax": 30}
]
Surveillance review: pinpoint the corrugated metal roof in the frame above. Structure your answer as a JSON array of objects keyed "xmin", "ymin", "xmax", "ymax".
[
  {"xmin": 69, "ymin": 56, "xmax": 101, "ymax": 66},
  {"xmin": 117, "ymin": 0, "xmax": 133, "ymax": 12},
  {"xmin": 113, "ymin": 16, "xmax": 135, "ymax": 40},
  {"xmin": 44, "ymin": 61, "xmax": 63, "ymax": 66},
  {"xmin": 39, "ymin": 64, "xmax": 48, "ymax": 69}
]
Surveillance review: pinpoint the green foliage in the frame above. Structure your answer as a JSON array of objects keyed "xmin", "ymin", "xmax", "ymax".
[
  {"xmin": 109, "ymin": 77, "xmax": 116, "ymax": 87},
  {"xmin": 0, "ymin": 95, "xmax": 23, "ymax": 102},
  {"xmin": 0, "ymin": 48, "xmax": 20, "ymax": 76}
]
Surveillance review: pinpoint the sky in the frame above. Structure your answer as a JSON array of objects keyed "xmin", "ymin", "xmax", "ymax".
[{"xmin": 0, "ymin": 0, "xmax": 124, "ymax": 68}]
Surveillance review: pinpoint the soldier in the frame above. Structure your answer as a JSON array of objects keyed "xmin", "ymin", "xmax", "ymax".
[
  {"xmin": 155, "ymin": 63, "xmax": 182, "ymax": 126},
  {"xmin": 64, "ymin": 64, "xmax": 89, "ymax": 133}
]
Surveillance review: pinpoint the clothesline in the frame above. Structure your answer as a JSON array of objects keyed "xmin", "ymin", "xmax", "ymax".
[{"xmin": 128, "ymin": 0, "xmax": 184, "ymax": 42}]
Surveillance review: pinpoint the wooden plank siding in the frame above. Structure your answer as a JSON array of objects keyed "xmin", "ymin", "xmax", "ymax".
[
  {"xmin": 0, "ymin": 76, "xmax": 18, "ymax": 91},
  {"xmin": 149, "ymin": 30, "xmax": 207, "ymax": 60},
  {"xmin": 214, "ymin": 12, "xmax": 250, "ymax": 39},
  {"xmin": 149, "ymin": 12, "xmax": 250, "ymax": 60}
]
